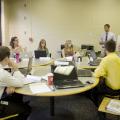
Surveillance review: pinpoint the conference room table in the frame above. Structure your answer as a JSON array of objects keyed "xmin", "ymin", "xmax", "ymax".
[
  {"xmin": 3, "ymin": 57, "xmax": 54, "ymax": 69},
  {"xmin": 76, "ymin": 57, "xmax": 98, "ymax": 70},
  {"xmin": 15, "ymin": 76, "xmax": 99, "ymax": 116},
  {"xmin": 56, "ymin": 56, "xmax": 98, "ymax": 70},
  {"xmin": 4, "ymin": 56, "xmax": 98, "ymax": 70},
  {"xmin": 9, "ymin": 57, "xmax": 99, "ymax": 116}
]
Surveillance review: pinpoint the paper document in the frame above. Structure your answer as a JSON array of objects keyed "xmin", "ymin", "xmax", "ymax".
[
  {"xmin": 106, "ymin": 99, "xmax": 120, "ymax": 114},
  {"xmin": 24, "ymin": 75, "xmax": 42, "ymax": 85},
  {"xmin": 54, "ymin": 61, "xmax": 69, "ymax": 66},
  {"xmin": 39, "ymin": 57, "xmax": 51, "ymax": 61},
  {"xmin": 75, "ymin": 52, "xmax": 81, "ymax": 57},
  {"xmin": 29, "ymin": 83, "xmax": 51, "ymax": 94},
  {"xmin": 65, "ymin": 56, "xmax": 73, "ymax": 61},
  {"xmin": 54, "ymin": 65, "xmax": 74, "ymax": 75}
]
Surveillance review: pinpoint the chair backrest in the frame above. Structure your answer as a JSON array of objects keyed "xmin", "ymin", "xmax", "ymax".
[
  {"xmin": 105, "ymin": 95, "xmax": 120, "ymax": 99},
  {"xmin": 87, "ymin": 45, "xmax": 94, "ymax": 50},
  {"xmin": 60, "ymin": 44, "xmax": 65, "ymax": 57},
  {"xmin": 81, "ymin": 44, "xmax": 94, "ymax": 50},
  {"xmin": 61, "ymin": 44, "xmax": 65, "ymax": 50},
  {"xmin": 81, "ymin": 45, "xmax": 87, "ymax": 49}
]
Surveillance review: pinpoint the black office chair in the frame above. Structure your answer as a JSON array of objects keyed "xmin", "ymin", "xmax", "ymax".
[
  {"xmin": 81, "ymin": 45, "xmax": 88, "ymax": 49},
  {"xmin": 81, "ymin": 45, "xmax": 94, "ymax": 56},
  {"xmin": 61, "ymin": 44, "xmax": 65, "ymax": 50},
  {"xmin": 81, "ymin": 44, "xmax": 94, "ymax": 50},
  {"xmin": 49, "ymin": 53, "xmax": 51, "ymax": 58},
  {"xmin": 60, "ymin": 44, "xmax": 65, "ymax": 57},
  {"xmin": 87, "ymin": 45, "xmax": 94, "ymax": 51}
]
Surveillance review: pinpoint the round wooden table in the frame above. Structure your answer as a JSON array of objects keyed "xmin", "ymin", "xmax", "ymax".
[
  {"xmin": 4, "ymin": 58, "xmax": 54, "ymax": 69},
  {"xmin": 18, "ymin": 58, "xmax": 54, "ymax": 68},
  {"xmin": 76, "ymin": 57, "xmax": 98, "ymax": 70},
  {"xmin": 15, "ymin": 77, "xmax": 99, "ymax": 116}
]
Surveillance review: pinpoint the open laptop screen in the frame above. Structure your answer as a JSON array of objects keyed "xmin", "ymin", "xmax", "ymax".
[
  {"xmin": 34, "ymin": 50, "xmax": 47, "ymax": 59},
  {"xmin": 25, "ymin": 57, "xmax": 33, "ymax": 75},
  {"xmin": 88, "ymin": 50, "xmax": 97, "ymax": 60}
]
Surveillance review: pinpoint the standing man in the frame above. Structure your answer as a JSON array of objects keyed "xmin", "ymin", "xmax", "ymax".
[{"xmin": 100, "ymin": 24, "xmax": 116, "ymax": 57}]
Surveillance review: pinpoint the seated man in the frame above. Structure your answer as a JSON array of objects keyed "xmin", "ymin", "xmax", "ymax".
[
  {"xmin": 93, "ymin": 40, "xmax": 120, "ymax": 105},
  {"xmin": 0, "ymin": 46, "xmax": 31, "ymax": 120}
]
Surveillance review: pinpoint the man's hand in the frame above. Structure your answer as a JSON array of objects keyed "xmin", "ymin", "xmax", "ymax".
[
  {"xmin": 8, "ymin": 60, "xmax": 18, "ymax": 71},
  {"xmin": 6, "ymin": 87, "xmax": 15, "ymax": 94}
]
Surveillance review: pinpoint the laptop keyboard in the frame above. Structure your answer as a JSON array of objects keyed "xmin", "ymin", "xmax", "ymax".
[{"xmin": 54, "ymin": 79, "xmax": 84, "ymax": 89}]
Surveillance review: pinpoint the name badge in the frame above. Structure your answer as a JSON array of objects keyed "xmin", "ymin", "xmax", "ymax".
[{"xmin": 0, "ymin": 101, "xmax": 9, "ymax": 105}]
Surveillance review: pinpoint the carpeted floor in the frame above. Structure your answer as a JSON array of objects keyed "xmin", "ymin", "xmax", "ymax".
[
  {"xmin": 24, "ymin": 94, "xmax": 120, "ymax": 120},
  {"xmin": 26, "ymin": 94, "xmax": 100, "ymax": 120}
]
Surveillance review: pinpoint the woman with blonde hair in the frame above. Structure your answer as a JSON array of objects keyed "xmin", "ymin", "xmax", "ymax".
[
  {"xmin": 38, "ymin": 39, "xmax": 49, "ymax": 56},
  {"xmin": 62, "ymin": 40, "xmax": 75, "ymax": 57}
]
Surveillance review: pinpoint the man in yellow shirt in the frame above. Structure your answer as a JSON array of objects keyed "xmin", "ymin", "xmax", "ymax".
[
  {"xmin": 94, "ymin": 40, "xmax": 120, "ymax": 97},
  {"xmin": 93, "ymin": 39, "xmax": 120, "ymax": 120}
]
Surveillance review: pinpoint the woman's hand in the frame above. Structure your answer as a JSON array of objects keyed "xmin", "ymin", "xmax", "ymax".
[{"xmin": 15, "ymin": 46, "xmax": 23, "ymax": 53}]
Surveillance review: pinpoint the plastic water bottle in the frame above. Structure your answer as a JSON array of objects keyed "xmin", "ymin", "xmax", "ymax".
[
  {"xmin": 16, "ymin": 53, "xmax": 20, "ymax": 63},
  {"xmin": 47, "ymin": 73, "xmax": 54, "ymax": 86}
]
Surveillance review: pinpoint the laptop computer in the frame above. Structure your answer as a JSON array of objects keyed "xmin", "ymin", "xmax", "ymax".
[
  {"xmin": 20, "ymin": 57, "xmax": 33, "ymax": 76},
  {"xmin": 88, "ymin": 50, "xmax": 101, "ymax": 66},
  {"xmin": 25, "ymin": 57, "xmax": 33, "ymax": 76},
  {"xmin": 34, "ymin": 50, "xmax": 47, "ymax": 59},
  {"xmin": 52, "ymin": 62, "xmax": 84, "ymax": 89},
  {"xmin": 54, "ymin": 79, "xmax": 84, "ymax": 89},
  {"xmin": 77, "ymin": 69, "xmax": 92, "ymax": 77}
]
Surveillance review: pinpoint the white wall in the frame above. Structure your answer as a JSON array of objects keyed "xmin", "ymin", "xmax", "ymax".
[
  {"xmin": 1, "ymin": 0, "xmax": 10, "ymax": 45},
  {"xmin": 3, "ymin": 0, "xmax": 120, "ymax": 58}
]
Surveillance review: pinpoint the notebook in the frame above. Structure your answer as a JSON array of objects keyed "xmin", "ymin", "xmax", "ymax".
[
  {"xmin": 24, "ymin": 75, "xmax": 42, "ymax": 85},
  {"xmin": 54, "ymin": 65, "xmax": 74, "ymax": 76},
  {"xmin": 29, "ymin": 83, "xmax": 51, "ymax": 94},
  {"xmin": 54, "ymin": 61, "xmax": 69, "ymax": 66},
  {"xmin": 106, "ymin": 99, "xmax": 120, "ymax": 114}
]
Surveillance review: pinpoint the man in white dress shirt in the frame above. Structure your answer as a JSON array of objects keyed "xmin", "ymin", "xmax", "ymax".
[
  {"xmin": 0, "ymin": 46, "xmax": 31, "ymax": 119},
  {"xmin": 100, "ymin": 24, "xmax": 116, "ymax": 57}
]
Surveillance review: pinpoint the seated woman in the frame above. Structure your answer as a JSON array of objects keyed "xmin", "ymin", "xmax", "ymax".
[
  {"xmin": 10, "ymin": 36, "xmax": 23, "ymax": 57},
  {"xmin": 62, "ymin": 40, "xmax": 75, "ymax": 57},
  {"xmin": 38, "ymin": 39, "xmax": 49, "ymax": 57}
]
